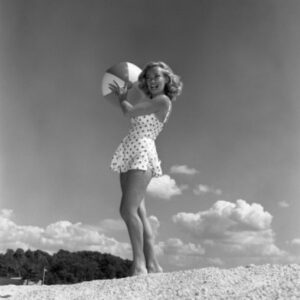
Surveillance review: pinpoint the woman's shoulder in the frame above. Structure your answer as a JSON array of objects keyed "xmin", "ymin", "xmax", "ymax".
[
  {"xmin": 152, "ymin": 94, "xmax": 171, "ymax": 108},
  {"xmin": 152, "ymin": 95, "xmax": 172, "ymax": 123}
]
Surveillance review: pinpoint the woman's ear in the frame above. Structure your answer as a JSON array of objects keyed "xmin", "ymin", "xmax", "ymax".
[{"xmin": 164, "ymin": 73, "xmax": 171, "ymax": 84}]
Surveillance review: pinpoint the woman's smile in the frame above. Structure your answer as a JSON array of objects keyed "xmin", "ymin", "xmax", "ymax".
[{"xmin": 146, "ymin": 67, "xmax": 167, "ymax": 96}]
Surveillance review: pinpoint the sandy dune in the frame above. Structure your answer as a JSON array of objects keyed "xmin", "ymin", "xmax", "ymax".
[{"xmin": 0, "ymin": 264, "xmax": 299, "ymax": 299}]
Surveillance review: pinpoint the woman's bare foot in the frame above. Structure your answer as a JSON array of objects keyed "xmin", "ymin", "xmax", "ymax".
[
  {"xmin": 130, "ymin": 264, "xmax": 148, "ymax": 276},
  {"xmin": 147, "ymin": 262, "xmax": 163, "ymax": 273}
]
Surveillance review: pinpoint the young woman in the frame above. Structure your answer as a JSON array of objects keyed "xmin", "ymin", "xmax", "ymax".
[{"xmin": 109, "ymin": 61, "xmax": 183, "ymax": 276}]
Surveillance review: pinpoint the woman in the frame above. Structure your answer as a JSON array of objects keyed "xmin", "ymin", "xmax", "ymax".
[{"xmin": 109, "ymin": 61, "xmax": 183, "ymax": 276}]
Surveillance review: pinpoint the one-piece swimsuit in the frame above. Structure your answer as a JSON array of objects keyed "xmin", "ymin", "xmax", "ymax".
[{"xmin": 110, "ymin": 104, "xmax": 171, "ymax": 177}]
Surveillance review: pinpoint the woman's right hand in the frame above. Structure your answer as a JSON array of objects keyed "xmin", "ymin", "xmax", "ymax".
[{"xmin": 109, "ymin": 81, "xmax": 132, "ymax": 102}]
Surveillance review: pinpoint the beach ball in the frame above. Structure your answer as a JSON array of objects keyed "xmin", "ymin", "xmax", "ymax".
[{"xmin": 102, "ymin": 62, "xmax": 144, "ymax": 107}]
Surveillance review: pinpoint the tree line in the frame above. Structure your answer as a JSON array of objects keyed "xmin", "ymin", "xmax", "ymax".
[{"xmin": 0, "ymin": 249, "xmax": 131, "ymax": 285}]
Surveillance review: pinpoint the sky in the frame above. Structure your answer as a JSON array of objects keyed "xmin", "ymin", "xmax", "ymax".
[{"xmin": 0, "ymin": 0, "xmax": 300, "ymax": 271}]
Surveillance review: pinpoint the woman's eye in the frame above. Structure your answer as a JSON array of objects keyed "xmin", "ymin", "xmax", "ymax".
[{"xmin": 146, "ymin": 74, "xmax": 161, "ymax": 81}]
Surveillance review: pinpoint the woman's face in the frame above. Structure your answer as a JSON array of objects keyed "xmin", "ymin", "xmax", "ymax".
[{"xmin": 146, "ymin": 67, "xmax": 168, "ymax": 97}]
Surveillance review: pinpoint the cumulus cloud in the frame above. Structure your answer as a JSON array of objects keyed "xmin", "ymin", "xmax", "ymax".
[
  {"xmin": 0, "ymin": 209, "xmax": 13, "ymax": 218},
  {"xmin": 173, "ymin": 200, "xmax": 273, "ymax": 234},
  {"xmin": 0, "ymin": 209, "xmax": 131, "ymax": 259},
  {"xmin": 291, "ymin": 238, "xmax": 300, "ymax": 246},
  {"xmin": 172, "ymin": 200, "xmax": 285, "ymax": 258},
  {"xmin": 169, "ymin": 165, "xmax": 199, "ymax": 175},
  {"xmin": 0, "ymin": 209, "xmax": 163, "ymax": 262},
  {"xmin": 193, "ymin": 184, "xmax": 222, "ymax": 196},
  {"xmin": 289, "ymin": 238, "xmax": 300, "ymax": 252},
  {"xmin": 99, "ymin": 215, "xmax": 160, "ymax": 239},
  {"xmin": 207, "ymin": 257, "xmax": 224, "ymax": 266},
  {"xmin": 148, "ymin": 215, "xmax": 160, "ymax": 238},
  {"xmin": 0, "ymin": 209, "xmax": 44, "ymax": 251},
  {"xmin": 157, "ymin": 237, "xmax": 225, "ymax": 269},
  {"xmin": 278, "ymin": 201, "xmax": 290, "ymax": 208},
  {"xmin": 147, "ymin": 175, "xmax": 187, "ymax": 200},
  {"xmin": 161, "ymin": 238, "xmax": 205, "ymax": 256},
  {"xmin": 99, "ymin": 218, "xmax": 125, "ymax": 232},
  {"xmin": 284, "ymin": 239, "xmax": 300, "ymax": 262},
  {"xmin": 156, "ymin": 238, "xmax": 205, "ymax": 268}
]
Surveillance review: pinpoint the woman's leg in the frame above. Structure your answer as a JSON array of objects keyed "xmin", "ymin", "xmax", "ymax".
[
  {"xmin": 138, "ymin": 199, "xmax": 163, "ymax": 273},
  {"xmin": 119, "ymin": 169, "xmax": 152, "ymax": 276}
]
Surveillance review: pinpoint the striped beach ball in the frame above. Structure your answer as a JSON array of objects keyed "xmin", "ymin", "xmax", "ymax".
[{"xmin": 102, "ymin": 62, "xmax": 144, "ymax": 107}]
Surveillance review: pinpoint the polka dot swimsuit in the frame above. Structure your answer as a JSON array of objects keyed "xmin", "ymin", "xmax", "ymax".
[{"xmin": 110, "ymin": 105, "xmax": 171, "ymax": 177}]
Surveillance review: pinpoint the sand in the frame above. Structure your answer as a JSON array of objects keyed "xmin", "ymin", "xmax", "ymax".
[{"xmin": 0, "ymin": 264, "xmax": 299, "ymax": 300}]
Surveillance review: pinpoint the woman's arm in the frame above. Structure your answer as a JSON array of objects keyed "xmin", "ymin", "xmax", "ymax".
[
  {"xmin": 121, "ymin": 95, "xmax": 169, "ymax": 118},
  {"xmin": 109, "ymin": 80, "xmax": 169, "ymax": 117}
]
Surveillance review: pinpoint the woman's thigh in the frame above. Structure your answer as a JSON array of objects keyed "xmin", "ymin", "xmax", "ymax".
[{"xmin": 120, "ymin": 169, "xmax": 152, "ymax": 209}]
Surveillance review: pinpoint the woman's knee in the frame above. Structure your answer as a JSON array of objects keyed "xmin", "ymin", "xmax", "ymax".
[
  {"xmin": 119, "ymin": 201, "xmax": 128, "ymax": 220},
  {"xmin": 143, "ymin": 227, "xmax": 155, "ymax": 246},
  {"xmin": 119, "ymin": 197, "xmax": 138, "ymax": 221},
  {"xmin": 137, "ymin": 203, "xmax": 146, "ymax": 219}
]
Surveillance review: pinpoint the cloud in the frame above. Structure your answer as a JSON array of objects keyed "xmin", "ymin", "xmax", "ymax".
[
  {"xmin": 193, "ymin": 184, "xmax": 222, "ymax": 196},
  {"xmin": 207, "ymin": 257, "xmax": 224, "ymax": 266},
  {"xmin": 99, "ymin": 215, "xmax": 160, "ymax": 239},
  {"xmin": 0, "ymin": 209, "xmax": 162, "ymax": 262},
  {"xmin": 173, "ymin": 199, "xmax": 273, "ymax": 233},
  {"xmin": 1, "ymin": 207, "xmax": 292, "ymax": 270},
  {"xmin": 156, "ymin": 238, "xmax": 206, "ymax": 268},
  {"xmin": 156, "ymin": 237, "xmax": 225, "ymax": 269},
  {"xmin": 161, "ymin": 238, "xmax": 205, "ymax": 256},
  {"xmin": 0, "ymin": 209, "xmax": 131, "ymax": 259},
  {"xmin": 172, "ymin": 199, "xmax": 285, "ymax": 258},
  {"xmin": 278, "ymin": 201, "xmax": 290, "ymax": 208},
  {"xmin": 147, "ymin": 175, "xmax": 187, "ymax": 200},
  {"xmin": 291, "ymin": 238, "xmax": 300, "ymax": 246},
  {"xmin": 0, "ymin": 209, "xmax": 13, "ymax": 218},
  {"xmin": 148, "ymin": 215, "xmax": 160, "ymax": 238},
  {"xmin": 285, "ymin": 239, "xmax": 300, "ymax": 261},
  {"xmin": 99, "ymin": 218, "xmax": 125, "ymax": 232},
  {"xmin": 169, "ymin": 165, "xmax": 199, "ymax": 175}
]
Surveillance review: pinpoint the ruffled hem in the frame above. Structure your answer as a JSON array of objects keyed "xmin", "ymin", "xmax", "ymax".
[
  {"xmin": 110, "ymin": 139, "xmax": 163, "ymax": 177},
  {"xmin": 110, "ymin": 162, "xmax": 162, "ymax": 178}
]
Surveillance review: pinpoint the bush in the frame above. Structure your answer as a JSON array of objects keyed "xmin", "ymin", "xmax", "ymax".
[{"xmin": 0, "ymin": 249, "xmax": 131, "ymax": 285}]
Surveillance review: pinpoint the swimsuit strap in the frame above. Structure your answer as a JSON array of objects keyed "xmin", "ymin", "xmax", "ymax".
[{"xmin": 163, "ymin": 102, "xmax": 172, "ymax": 124}]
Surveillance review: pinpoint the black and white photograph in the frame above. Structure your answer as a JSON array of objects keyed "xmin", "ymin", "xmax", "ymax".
[{"xmin": 0, "ymin": 0, "xmax": 300, "ymax": 298}]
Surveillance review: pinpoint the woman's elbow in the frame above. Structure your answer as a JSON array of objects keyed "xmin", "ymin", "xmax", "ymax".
[
  {"xmin": 121, "ymin": 106, "xmax": 132, "ymax": 117},
  {"xmin": 124, "ymin": 106, "xmax": 134, "ymax": 117},
  {"xmin": 120, "ymin": 102, "xmax": 133, "ymax": 116}
]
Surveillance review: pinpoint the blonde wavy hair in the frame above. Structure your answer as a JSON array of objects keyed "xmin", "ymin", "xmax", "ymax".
[{"xmin": 138, "ymin": 61, "xmax": 183, "ymax": 101}]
